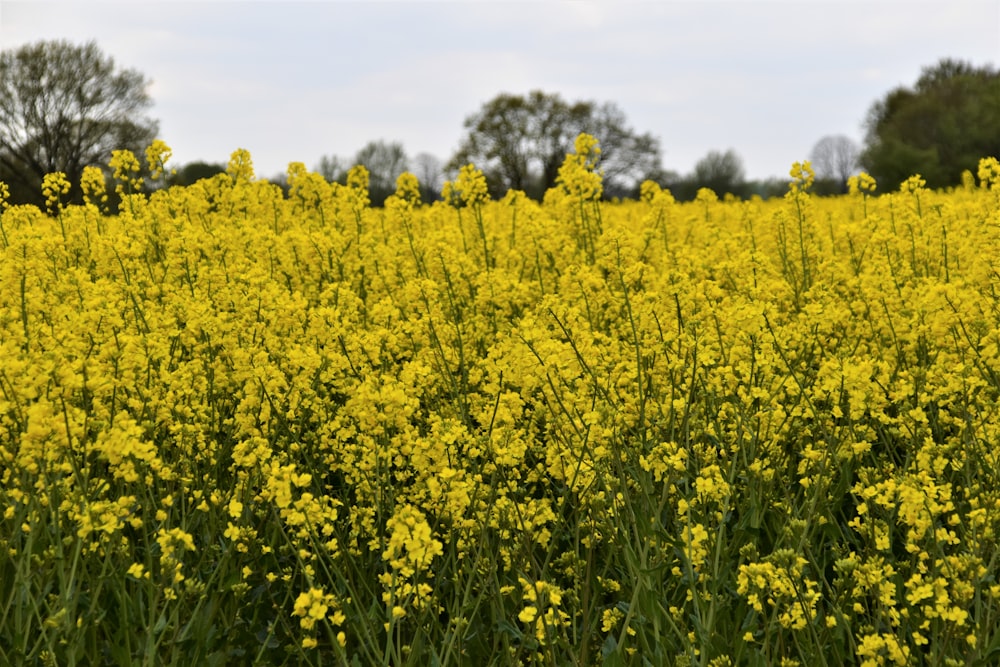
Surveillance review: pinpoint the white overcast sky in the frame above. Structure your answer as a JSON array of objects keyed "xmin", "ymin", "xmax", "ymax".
[{"xmin": 2, "ymin": 1, "xmax": 998, "ymax": 181}]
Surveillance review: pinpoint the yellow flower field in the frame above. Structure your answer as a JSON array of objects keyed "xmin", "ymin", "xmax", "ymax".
[{"xmin": 2, "ymin": 138, "xmax": 1000, "ymax": 666}]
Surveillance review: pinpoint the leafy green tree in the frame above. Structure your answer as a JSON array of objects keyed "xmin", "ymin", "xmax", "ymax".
[
  {"xmin": 168, "ymin": 161, "xmax": 227, "ymax": 187},
  {"xmin": 449, "ymin": 91, "xmax": 662, "ymax": 200},
  {"xmin": 860, "ymin": 58, "xmax": 1000, "ymax": 189},
  {"xmin": 0, "ymin": 39, "xmax": 159, "ymax": 206}
]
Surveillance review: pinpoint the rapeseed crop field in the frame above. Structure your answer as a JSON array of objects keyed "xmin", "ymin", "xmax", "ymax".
[{"xmin": 2, "ymin": 136, "xmax": 1000, "ymax": 666}]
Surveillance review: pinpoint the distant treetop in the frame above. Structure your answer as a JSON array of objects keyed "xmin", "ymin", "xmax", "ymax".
[
  {"xmin": 0, "ymin": 39, "xmax": 159, "ymax": 206},
  {"xmin": 860, "ymin": 58, "xmax": 1000, "ymax": 190},
  {"xmin": 448, "ymin": 91, "xmax": 663, "ymax": 200}
]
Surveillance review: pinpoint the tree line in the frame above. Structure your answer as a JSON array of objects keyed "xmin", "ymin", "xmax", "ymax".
[{"xmin": 2, "ymin": 40, "xmax": 998, "ymax": 208}]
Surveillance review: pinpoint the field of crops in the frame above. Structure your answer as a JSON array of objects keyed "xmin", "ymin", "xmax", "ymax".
[{"xmin": 2, "ymin": 137, "xmax": 1000, "ymax": 666}]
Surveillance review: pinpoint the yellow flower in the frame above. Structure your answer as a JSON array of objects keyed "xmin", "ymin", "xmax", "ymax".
[
  {"xmin": 226, "ymin": 148, "xmax": 254, "ymax": 183},
  {"xmin": 555, "ymin": 133, "xmax": 603, "ymax": 201},
  {"xmin": 346, "ymin": 164, "xmax": 370, "ymax": 206},
  {"xmin": 145, "ymin": 139, "xmax": 172, "ymax": 180},
  {"xmin": 394, "ymin": 171, "xmax": 422, "ymax": 204},
  {"xmin": 518, "ymin": 605, "xmax": 538, "ymax": 624},
  {"xmin": 977, "ymin": 156, "xmax": 1000, "ymax": 188},
  {"xmin": 788, "ymin": 160, "xmax": 815, "ymax": 193},
  {"xmin": 847, "ymin": 171, "xmax": 877, "ymax": 194},
  {"xmin": 448, "ymin": 164, "xmax": 490, "ymax": 207},
  {"xmin": 382, "ymin": 504, "xmax": 443, "ymax": 578},
  {"xmin": 900, "ymin": 173, "xmax": 926, "ymax": 194},
  {"xmin": 41, "ymin": 172, "xmax": 71, "ymax": 215},
  {"xmin": 682, "ymin": 522, "xmax": 710, "ymax": 570},
  {"xmin": 601, "ymin": 607, "xmax": 623, "ymax": 632},
  {"xmin": 292, "ymin": 587, "xmax": 337, "ymax": 631},
  {"xmin": 110, "ymin": 149, "xmax": 144, "ymax": 194}
]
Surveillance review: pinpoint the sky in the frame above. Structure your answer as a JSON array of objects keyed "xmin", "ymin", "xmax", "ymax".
[{"xmin": 2, "ymin": 0, "xmax": 998, "ymax": 182}]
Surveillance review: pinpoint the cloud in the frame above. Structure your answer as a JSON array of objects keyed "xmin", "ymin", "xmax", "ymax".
[{"xmin": 2, "ymin": 0, "xmax": 997, "ymax": 180}]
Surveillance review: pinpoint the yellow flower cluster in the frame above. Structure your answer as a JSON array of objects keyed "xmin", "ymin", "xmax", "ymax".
[
  {"xmin": 41, "ymin": 172, "xmax": 70, "ymax": 216},
  {"xmin": 3, "ymin": 138, "xmax": 1000, "ymax": 663},
  {"xmin": 517, "ymin": 576, "xmax": 569, "ymax": 646},
  {"xmin": 737, "ymin": 549, "xmax": 821, "ymax": 630},
  {"xmin": 382, "ymin": 503, "xmax": 442, "ymax": 578}
]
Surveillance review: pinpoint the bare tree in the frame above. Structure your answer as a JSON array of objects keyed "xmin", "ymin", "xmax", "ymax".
[
  {"xmin": 0, "ymin": 39, "xmax": 158, "ymax": 206},
  {"xmin": 809, "ymin": 135, "xmax": 860, "ymax": 191},
  {"xmin": 315, "ymin": 154, "xmax": 348, "ymax": 184},
  {"xmin": 412, "ymin": 152, "xmax": 444, "ymax": 202}
]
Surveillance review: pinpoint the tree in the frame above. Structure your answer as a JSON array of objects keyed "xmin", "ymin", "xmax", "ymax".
[
  {"xmin": 809, "ymin": 135, "xmax": 859, "ymax": 193},
  {"xmin": 585, "ymin": 102, "xmax": 664, "ymax": 199},
  {"xmin": 352, "ymin": 140, "xmax": 408, "ymax": 206},
  {"xmin": 448, "ymin": 91, "xmax": 662, "ymax": 200},
  {"xmin": 168, "ymin": 161, "xmax": 226, "ymax": 187},
  {"xmin": 860, "ymin": 58, "xmax": 1000, "ymax": 189},
  {"xmin": 0, "ymin": 39, "xmax": 159, "ymax": 206},
  {"xmin": 315, "ymin": 154, "xmax": 348, "ymax": 184},
  {"xmin": 690, "ymin": 149, "xmax": 747, "ymax": 198},
  {"xmin": 412, "ymin": 152, "xmax": 444, "ymax": 202}
]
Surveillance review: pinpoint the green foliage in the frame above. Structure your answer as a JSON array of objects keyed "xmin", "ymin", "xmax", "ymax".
[
  {"xmin": 861, "ymin": 58, "xmax": 1000, "ymax": 189},
  {"xmin": 0, "ymin": 40, "xmax": 159, "ymax": 207},
  {"xmin": 168, "ymin": 162, "xmax": 227, "ymax": 187}
]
